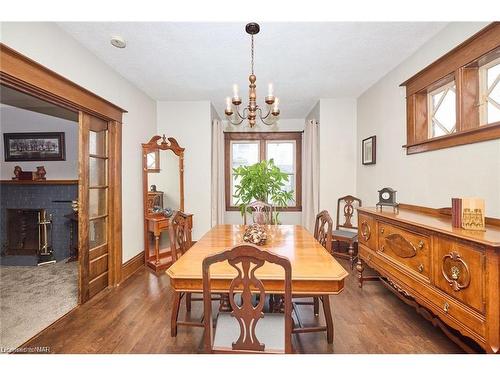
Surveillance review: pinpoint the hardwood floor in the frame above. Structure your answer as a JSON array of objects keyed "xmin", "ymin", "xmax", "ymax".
[{"xmin": 21, "ymin": 259, "xmax": 463, "ymax": 353}]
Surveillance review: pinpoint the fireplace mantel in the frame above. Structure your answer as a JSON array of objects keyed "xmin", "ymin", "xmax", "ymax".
[{"xmin": 0, "ymin": 180, "xmax": 78, "ymax": 185}]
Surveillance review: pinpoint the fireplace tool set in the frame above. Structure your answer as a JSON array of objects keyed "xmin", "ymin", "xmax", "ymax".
[{"xmin": 38, "ymin": 210, "xmax": 56, "ymax": 265}]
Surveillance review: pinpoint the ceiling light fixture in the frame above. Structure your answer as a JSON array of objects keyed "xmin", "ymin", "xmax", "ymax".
[
  {"xmin": 224, "ymin": 22, "xmax": 280, "ymax": 128},
  {"xmin": 110, "ymin": 36, "xmax": 126, "ymax": 49}
]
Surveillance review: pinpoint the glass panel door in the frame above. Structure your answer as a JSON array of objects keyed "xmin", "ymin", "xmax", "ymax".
[{"xmin": 79, "ymin": 112, "xmax": 110, "ymax": 303}]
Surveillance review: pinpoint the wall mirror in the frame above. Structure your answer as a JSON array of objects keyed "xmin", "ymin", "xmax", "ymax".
[{"xmin": 142, "ymin": 135, "xmax": 185, "ymax": 216}]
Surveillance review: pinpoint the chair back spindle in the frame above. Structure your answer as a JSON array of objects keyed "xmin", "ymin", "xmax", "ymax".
[
  {"xmin": 314, "ymin": 210, "xmax": 333, "ymax": 253},
  {"xmin": 169, "ymin": 211, "xmax": 193, "ymax": 262},
  {"xmin": 244, "ymin": 200, "xmax": 273, "ymax": 225},
  {"xmin": 336, "ymin": 195, "xmax": 362, "ymax": 231}
]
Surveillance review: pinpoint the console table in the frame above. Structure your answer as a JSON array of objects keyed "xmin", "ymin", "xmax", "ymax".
[
  {"xmin": 145, "ymin": 212, "xmax": 193, "ymax": 272},
  {"xmin": 357, "ymin": 204, "xmax": 500, "ymax": 353}
]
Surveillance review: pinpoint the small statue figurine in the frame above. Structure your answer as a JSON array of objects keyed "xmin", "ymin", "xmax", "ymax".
[
  {"xmin": 35, "ymin": 166, "xmax": 47, "ymax": 180},
  {"xmin": 12, "ymin": 166, "xmax": 22, "ymax": 180}
]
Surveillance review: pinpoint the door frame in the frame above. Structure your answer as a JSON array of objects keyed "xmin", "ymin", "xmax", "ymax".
[{"xmin": 0, "ymin": 43, "xmax": 125, "ymax": 304}]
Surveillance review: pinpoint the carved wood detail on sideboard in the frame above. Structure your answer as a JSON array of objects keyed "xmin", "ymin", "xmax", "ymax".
[{"xmin": 357, "ymin": 204, "xmax": 500, "ymax": 354}]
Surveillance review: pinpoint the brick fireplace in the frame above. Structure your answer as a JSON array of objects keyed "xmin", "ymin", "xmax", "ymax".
[{"xmin": 0, "ymin": 183, "xmax": 78, "ymax": 266}]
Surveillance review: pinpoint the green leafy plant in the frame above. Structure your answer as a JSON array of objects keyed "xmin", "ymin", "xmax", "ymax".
[{"xmin": 232, "ymin": 159, "xmax": 294, "ymax": 224}]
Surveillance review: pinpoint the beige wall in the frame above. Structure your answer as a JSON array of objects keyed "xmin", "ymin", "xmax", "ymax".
[
  {"xmin": 0, "ymin": 22, "xmax": 158, "ymax": 262},
  {"xmin": 356, "ymin": 22, "xmax": 500, "ymax": 217},
  {"xmin": 305, "ymin": 98, "xmax": 357, "ymax": 228},
  {"xmin": 156, "ymin": 101, "xmax": 212, "ymax": 240}
]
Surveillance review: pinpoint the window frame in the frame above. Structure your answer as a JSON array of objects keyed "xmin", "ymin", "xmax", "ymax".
[
  {"xmin": 401, "ymin": 22, "xmax": 500, "ymax": 155},
  {"xmin": 224, "ymin": 131, "xmax": 302, "ymax": 212}
]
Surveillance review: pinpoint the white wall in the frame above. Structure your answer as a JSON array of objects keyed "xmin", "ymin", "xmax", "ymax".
[
  {"xmin": 0, "ymin": 22, "xmax": 157, "ymax": 262},
  {"xmin": 318, "ymin": 99, "xmax": 357, "ymax": 226},
  {"xmin": 0, "ymin": 105, "xmax": 78, "ymax": 179},
  {"xmin": 156, "ymin": 101, "xmax": 212, "ymax": 240},
  {"xmin": 356, "ymin": 22, "xmax": 500, "ymax": 218}
]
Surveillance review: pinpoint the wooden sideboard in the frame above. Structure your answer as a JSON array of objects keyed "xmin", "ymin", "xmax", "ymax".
[{"xmin": 357, "ymin": 204, "xmax": 500, "ymax": 353}]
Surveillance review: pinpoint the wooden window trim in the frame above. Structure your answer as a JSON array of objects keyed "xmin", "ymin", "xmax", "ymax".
[
  {"xmin": 224, "ymin": 131, "xmax": 302, "ymax": 212},
  {"xmin": 401, "ymin": 22, "xmax": 500, "ymax": 154}
]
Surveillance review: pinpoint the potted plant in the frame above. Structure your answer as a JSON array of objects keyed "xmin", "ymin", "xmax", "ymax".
[{"xmin": 232, "ymin": 159, "xmax": 294, "ymax": 224}]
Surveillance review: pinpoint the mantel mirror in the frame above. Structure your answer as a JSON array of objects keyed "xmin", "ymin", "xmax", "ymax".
[{"xmin": 142, "ymin": 135, "xmax": 185, "ymax": 217}]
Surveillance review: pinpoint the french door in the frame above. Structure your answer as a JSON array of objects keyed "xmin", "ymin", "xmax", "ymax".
[{"xmin": 79, "ymin": 112, "xmax": 122, "ymax": 303}]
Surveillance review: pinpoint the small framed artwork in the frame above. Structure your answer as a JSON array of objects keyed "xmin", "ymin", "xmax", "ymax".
[
  {"xmin": 362, "ymin": 135, "xmax": 376, "ymax": 165},
  {"xmin": 3, "ymin": 132, "xmax": 66, "ymax": 162}
]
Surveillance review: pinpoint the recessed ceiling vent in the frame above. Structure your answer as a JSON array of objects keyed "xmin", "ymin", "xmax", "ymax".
[{"xmin": 110, "ymin": 36, "xmax": 126, "ymax": 49}]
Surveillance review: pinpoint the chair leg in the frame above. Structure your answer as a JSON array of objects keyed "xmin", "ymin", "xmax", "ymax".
[
  {"xmin": 185, "ymin": 292, "xmax": 192, "ymax": 312},
  {"xmin": 348, "ymin": 242, "xmax": 355, "ymax": 270},
  {"xmin": 313, "ymin": 297, "xmax": 319, "ymax": 316},
  {"xmin": 171, "ymin": 291, "xmax": 181, "ymax": 337},
  {"xmin": 321, "ymin": 295, "xmax": 334, "ymax": 344},
  {"xmin": 356, "ymin": 258, "xmax": 364, "ymax": 288}
]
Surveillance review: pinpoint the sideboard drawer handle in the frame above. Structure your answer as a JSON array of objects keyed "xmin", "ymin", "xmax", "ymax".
[
  {"xmin": 418, "ymin": 264, "xmax": 424, "ymax": 273},
  {"xmin": 380, "ymin": 245, "xmax": 385, "ymax": 252},
  {"xmin": 418, "ymin": 240, "xmax": 424, "ymax": 250},
  {"xmin": 380, "ymin": 227, "xmax": 385, "ymax": 234},
  {"xmin": 443, "ymin": 302, "xmax": 449, "ymax": 313}
]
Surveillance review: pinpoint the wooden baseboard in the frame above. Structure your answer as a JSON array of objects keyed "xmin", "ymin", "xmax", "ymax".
[{"xmin": 121, "ymin": 251, "xmax": 145, "ymax": 283}]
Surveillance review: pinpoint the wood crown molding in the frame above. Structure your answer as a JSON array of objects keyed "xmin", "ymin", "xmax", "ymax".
[
  {"xmin": 400, "ymin": 22, "xmax": 500, "ymax": 96},
  {"xmin": 0, "ymin": 43, "xmax": 126, "ymax": 122}
]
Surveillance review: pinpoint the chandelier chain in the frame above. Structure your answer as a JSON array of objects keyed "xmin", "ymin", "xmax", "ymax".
[{"xmin": 251, "ymin": 35, "xmax": 254, "ymax": 75}]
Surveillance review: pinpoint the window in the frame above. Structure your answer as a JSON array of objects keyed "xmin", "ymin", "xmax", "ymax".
[
  {"xmin": 428, "ymin": 80, "xmax": 456, "ymax": 138},
  {"xmin": 479, "ymin": 56, "xmax": 500, "ymax": 125},
  {"xmin": 402, "ymin": 23, "xmax": 500, "ymax": 154},
  {"xmin": 225, "ymin": 132, "xmax": 302, "ymax": 211}
]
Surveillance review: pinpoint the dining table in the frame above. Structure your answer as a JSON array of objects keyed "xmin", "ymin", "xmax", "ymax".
[{"xmin": 166, "ymin": 224, "xmax": 349, "ymax": 343}]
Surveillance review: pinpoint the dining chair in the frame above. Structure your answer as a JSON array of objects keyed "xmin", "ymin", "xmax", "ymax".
[
  {"xmin": 332, "ymin": 195, "xmax": 362, "ymax": 269},
  {"xmin": 202, "ymin": 244, "xmax": 293, "ymax": 354},
  {"xmin": 291, "ymin": 210, "xmax": 334, "ymax": 344},
  {"xmin": 169, "ymin": 211, "xmax": 221, "ymax": 336},
  {"xmin": 243, "ymin": 200, "xmax": 273, "ymax": 225}
]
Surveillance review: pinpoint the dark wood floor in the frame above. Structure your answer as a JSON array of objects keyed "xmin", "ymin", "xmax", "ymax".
[{"xmin": 22, "ymin": 259, "xmax": 463, "ymax": 353}]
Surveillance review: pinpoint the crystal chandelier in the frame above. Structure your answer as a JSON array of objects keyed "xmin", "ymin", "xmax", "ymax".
[{"xmin": 225, "ymin": 22, "xmax": 280, "ymax": 128}]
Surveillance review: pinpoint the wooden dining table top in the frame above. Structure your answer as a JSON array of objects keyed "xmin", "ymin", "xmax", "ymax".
[{"xmin": 166, "ymin": 224, "xmax": 349, "ymax": 295}]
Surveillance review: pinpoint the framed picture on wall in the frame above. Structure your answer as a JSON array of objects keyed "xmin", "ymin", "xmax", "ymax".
[
  {"xmin": 362, "ymin": 135, "xmax": 376, "ymax": 165},
  {"xmin": 3, "ymin": 132, "xmax": 66, "ymax": 162}
]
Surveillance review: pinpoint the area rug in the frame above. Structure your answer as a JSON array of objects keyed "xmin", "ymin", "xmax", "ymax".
[{"xmin": 0, "ymin": 260, "xmax": 78, "ymax": 352}]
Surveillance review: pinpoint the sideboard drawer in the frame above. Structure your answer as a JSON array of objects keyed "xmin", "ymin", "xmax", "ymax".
[
  {"xmin": 377, "ymin": 222, "xmax": 431, "ymax": 281},
  {"xmin": 358, "ymin": 213, "xmax": 377, "ymax": 249},
  {"xmin": 434, "ymin": 237, "xmax": 486, "ymax": 314}
]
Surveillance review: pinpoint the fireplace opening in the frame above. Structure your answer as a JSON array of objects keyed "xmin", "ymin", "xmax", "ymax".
[{"xmin": 6, "ymin": 208, "xmax": 45, "ymax": 256}]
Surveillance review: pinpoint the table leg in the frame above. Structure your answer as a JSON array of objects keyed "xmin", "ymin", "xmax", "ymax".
[
  {"xmin": 219, "ymin": 293, "xmax": 232, "ymax": 312},
  {"xmin": 171, "ymin": 291, "xmax": 181, "ymax": 337},
  {"xmin": 154, "ymin": 234, "xmax": 160, "ymax": 265},
  {"xmin": 185, "ymin": 292, "xmax": 192, "ymax": 312},
  {"xmin": 321, "ymin": 295, "xmax": 334, "ymax": 344},
  {"xmin": 313, "ymin": 297, "xmax": 319, "ymax": 316}
]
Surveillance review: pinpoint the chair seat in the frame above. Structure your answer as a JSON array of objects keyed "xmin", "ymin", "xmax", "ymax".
[
  {"xmin": 213, "ymin": 312, "xmax": 285, "ymax": 352},
  {"xmin": 332, "ymin": 229, "xmax": 358, "ymax": 240}
]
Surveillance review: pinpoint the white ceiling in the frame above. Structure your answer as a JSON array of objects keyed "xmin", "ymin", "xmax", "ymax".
[{"xmin": 58, "ymin": 22, "xmax": 448, "ymax": 118}]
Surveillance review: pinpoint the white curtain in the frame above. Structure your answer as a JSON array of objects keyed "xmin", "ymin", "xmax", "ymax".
[
  {"xmin": 211, "ymin": 119, "xmax": 225, "ymax": 226},
  {"xmin": 302, "ymin": 119, "xmax": 320, "ymax": 233}
]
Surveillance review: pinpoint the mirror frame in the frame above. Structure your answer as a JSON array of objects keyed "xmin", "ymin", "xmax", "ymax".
[{"xmin": 141, "ymin": 135, "xmax": 185, "ymax": 216}]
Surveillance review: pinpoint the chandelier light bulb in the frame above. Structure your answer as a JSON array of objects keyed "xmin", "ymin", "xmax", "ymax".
[
  {"xmin": 232, "ymin": 84, "xmax": 239, "ymax": 99},
  {"xmin": 274, "ymin": 97, "xmax": 279, "ymax": 110},
  {"xmin": 226, "ymin": 97, "xmax": 231, "ymax": 110},
  {"xmin": 268, "ymin": 83, "xmax": 274, "ymax": 97}
]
